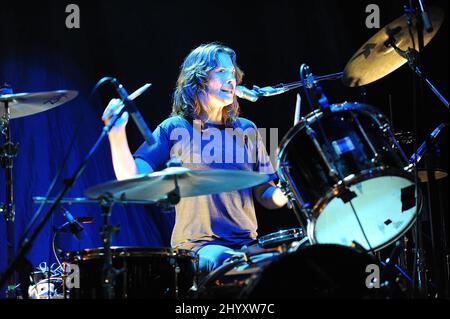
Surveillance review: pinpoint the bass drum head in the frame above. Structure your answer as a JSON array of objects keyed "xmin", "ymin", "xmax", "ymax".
[
  {"xmin": 243, "ymin": 244, "xmax": 401, "ymax": 299},
  {"xmin": 314, "ymin": 176, "xmax": 418, "ymax": 251}
]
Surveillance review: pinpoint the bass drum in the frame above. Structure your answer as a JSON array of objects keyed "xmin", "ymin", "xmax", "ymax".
[
  {"xmin": 65, "ymin": 247, "xmax": 197, "ymax": 299},
  {"xmin": 277, "ymin": 102, "xmax": 420, "ymax": 252},
  {"xmin": 197, "ymin": 244, "xmax": 402, "ymax": 299}
]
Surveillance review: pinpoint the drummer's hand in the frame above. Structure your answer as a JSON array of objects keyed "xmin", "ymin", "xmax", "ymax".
[{"xmin": 102, "ymin": 98, "xmax": 129, "ymax": 133}]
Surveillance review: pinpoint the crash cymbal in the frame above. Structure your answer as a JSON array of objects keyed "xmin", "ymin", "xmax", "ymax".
[
  {"xmin": 343, "ymin": 6, "xmax": 445, "ymax": 87},
  {"xmin": 84, "ymin": 166, "xmax": 271, "ymax": 203},
  {"xmin": 0, "ymin": 90, "xmax": 78, "ymax": 119}
]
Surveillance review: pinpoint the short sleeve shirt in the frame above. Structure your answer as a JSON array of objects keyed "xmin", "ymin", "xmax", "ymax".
[{"xmin": 134, "ymin": 116, "xmax": 277, "ymax": 250}]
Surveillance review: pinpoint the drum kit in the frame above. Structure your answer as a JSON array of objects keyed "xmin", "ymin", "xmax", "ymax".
[{"xmin": 0, "ymin": 4, "xmax": 448, "ymax": 299}]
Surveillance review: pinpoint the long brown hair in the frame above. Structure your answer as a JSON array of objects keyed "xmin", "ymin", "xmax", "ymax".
[{"xmin": 172, "ymin": 43, "xmax": 244, "ymax": 126}]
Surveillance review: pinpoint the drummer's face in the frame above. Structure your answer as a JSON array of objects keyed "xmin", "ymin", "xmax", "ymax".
[{"xmin": 200, "ymin": 52, "xmax": 237, "ymax": 110}]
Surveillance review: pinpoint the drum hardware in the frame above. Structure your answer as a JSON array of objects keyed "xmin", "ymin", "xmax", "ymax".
[
  {"xmin": 386, "ymin": 38, "xmax": 448, "ymax": 109},
  {"xmin": 342, "ymin": 0, "xmax": 448, "ymax": 297},
  {"xmin": 406, "ymin": 123, "xmax": 447, "ymax": 171},
  {"xmin": 0, "ymin": 84, "xmax": 18, "ymax": 298},
  {"xmin": 98, "ymin": 194, "xmax": 123, "ymax": 299},
  {"xmin": 0, "ymin": 84, "xmax": 78, "ymax": 298},
  {"xmin": 0, "ymin": 78, "xmax": 157, "ymax": 296}
]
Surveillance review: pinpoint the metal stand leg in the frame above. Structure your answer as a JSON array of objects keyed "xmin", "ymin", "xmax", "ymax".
[
  {"xmin": 0, "ymin": 87, "xmax": 20, "ymax": 298},
  {"xmin": 99, "ymin": 196, "xmax": 121, "ymax": 299}
]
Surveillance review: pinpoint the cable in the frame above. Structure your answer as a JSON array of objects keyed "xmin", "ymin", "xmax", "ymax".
[{"xmin": 52, "ymin": 232, "xmax": 63, "ymax": 272}]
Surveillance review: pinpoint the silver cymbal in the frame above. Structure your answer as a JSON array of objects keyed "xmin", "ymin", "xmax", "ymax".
[
  {"xmin": 84, "ymin": 166, "xmax": 271, "ymax": 202},
  {"xmin": 0, "ymin": 90, "xmax": 78, "ymax": 119}
]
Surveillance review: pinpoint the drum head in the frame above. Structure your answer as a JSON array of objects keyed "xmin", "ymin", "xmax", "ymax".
[{"xmin": 315, "ymin": 176, "xmax": 418, "ymax": 251}]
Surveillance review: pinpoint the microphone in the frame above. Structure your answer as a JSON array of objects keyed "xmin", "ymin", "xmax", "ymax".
[
  {"xmin": 235, "ymin": 85, "xmax": 259, "ymax": 102},
  {"xmin": 56, "ymin": 207, "xmax": 88, "ymax": 240},
  {"xmin": 417, "ymin": 0, "xmax": 433, "ymax": 33},
  {"xmin": 235, "ymin": 85, "xmax": 289, "ymax": 102},
  {"xmin": 110, "ymin": 78, "xmax": 156, "ymax": 145}
]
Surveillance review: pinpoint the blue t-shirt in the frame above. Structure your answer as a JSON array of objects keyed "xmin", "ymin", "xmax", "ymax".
[{"xmin": 134, "ymin": 116, "xmax": 277, "ymax": 250}]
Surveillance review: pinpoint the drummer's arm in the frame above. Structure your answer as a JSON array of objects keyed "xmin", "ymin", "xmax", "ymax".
[
  {"xmin": 253, "ymin": 181, "xmax": 289, "ymax": 210},
  {"xmin": 104, "ymin": 98, "xmax": 154, "ymax": 180},
  {"xmin": 108, "ymin": 129, "xmax": 154, "ymax": 180},
  {"xmin": 108, "ymin": 129, "xmax": 153, "ymax": 181}
]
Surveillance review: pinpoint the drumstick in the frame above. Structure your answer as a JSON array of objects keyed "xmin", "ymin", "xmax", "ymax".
[
  {"xmin": 294, "ymin": 93, "xmax": 301, "ymax": 126},
  {"xmin": 108, "ymin": 83, "xmax": 151, "ymax": 118},
  {"xmin": 129, "ymin": 83, "xmax": 152, "ymax": 100}
]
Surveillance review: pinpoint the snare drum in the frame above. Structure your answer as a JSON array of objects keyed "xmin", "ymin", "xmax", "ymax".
[
  {"xmin": 257, "ymin": 228, "xmax": 308, "ymax": 249},
  {"xmin": 65, "ymin": 247, "xmax": 197, "ymax": 299},
  {"xmin": 277, "ymin": 102, "xmax": 420, "ymax": 251}
]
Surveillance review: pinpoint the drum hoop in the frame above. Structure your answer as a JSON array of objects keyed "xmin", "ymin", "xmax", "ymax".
[
  {"xmin": 307, "ymin": 167, "xmax": 421, "ymax": 251},
  {"xmin": 258, "ymin": 228, "xmax": 305, "ymax": 246},
  {"xmin": 67, "ymin": 246, "xmax": 195, "ymax": 261}
]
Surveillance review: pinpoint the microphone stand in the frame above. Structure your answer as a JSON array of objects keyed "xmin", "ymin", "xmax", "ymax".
[
  {"xmin": 0, "ymin": 90, "xmax": 138, "ymax": 298},
  {"xmin": 270, "ymin": 72, "xmax": 344, "ymax": 95}
]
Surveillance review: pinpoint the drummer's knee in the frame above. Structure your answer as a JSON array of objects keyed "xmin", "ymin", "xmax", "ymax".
[{"xmin": 196, "ymin": 245, "xmax": 238, "ymax": 273}]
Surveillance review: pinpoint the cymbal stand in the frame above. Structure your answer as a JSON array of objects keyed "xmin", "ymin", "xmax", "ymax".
[
  {"xmin": 0, "ymin": 86, "xmax": 20, "ymax": 298},
  {"xmin": 398, "ymin": 1, "xmax": 448, "ymax": 297},
  {"xmin": 99, "ymin": 194, "xmax": 122, "ymax": 299},
  {"xmin": 384, "ymin": 35, "xmax": 449, "ymax": 110}
]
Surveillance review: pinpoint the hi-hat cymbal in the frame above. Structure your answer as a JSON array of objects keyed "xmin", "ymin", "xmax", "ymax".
[
  {"xmin": 0, "ymin": 90, "xmax": 78, "ymax": 119},
  {"xmin": 84, "ymin": 167, "xmax": 271, "ymax": 203},
  {"xmin": 343, "ymin": 7, "xmax": 445, "ymax": 87}
]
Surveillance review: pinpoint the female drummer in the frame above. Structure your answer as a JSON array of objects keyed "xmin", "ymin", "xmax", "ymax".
[{"xmin": 102, "ymin": 42, "xmax": 288, "ymax": 276}]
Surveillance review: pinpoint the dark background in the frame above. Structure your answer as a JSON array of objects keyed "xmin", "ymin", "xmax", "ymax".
[{"xmin": 0, "ymin": 0, "xmax": 448, "ymax": 298}]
